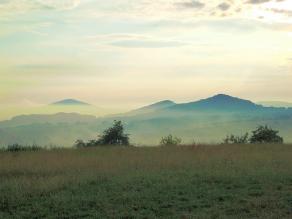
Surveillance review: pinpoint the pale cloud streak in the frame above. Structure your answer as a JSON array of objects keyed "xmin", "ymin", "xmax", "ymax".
[
  {"xmin": 0, "ymin": 0, "xmax": 81, "ymax": 19},
  {"xmin": 85, "ymin": 33, "xmax": 189, "ymax": 48},
  {"xmin": 1, "ymin": 0, "xmax": 291, "ymax": 26},
  {"xmin": 37, "ymin": 0, "xmax": 81, "ymax": 10}
]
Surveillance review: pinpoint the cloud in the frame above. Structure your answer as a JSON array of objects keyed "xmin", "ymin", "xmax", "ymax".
[
  {"xmin": 1, "ymin": 0, "xmax": 291, "ymax": 34},
  {"xmin": 269, "ymin": 8, "xmax": 292, "ymax": 17},
  {"xmin": 246, "ymin": 0, "xmax": 272, "ymax": 4},
  {"xmin": 217, "ymin": 2, "xmax": 231, "ymax": 11},
  {"xmin": 16, "ymin": 64, "xmax": 74, "ymax": 70},
  {"xmin": 175, "ymin": 1, "xmax": 205, "ymax": 9},
  {"xmin": 86, "ymin": 34, "xmax": 149, "ymax": 42},
  {"xmin": 0, "ymin": 0, "xmax": 81, "ymax": 19},
  {"xmin": 110, "ymin": 40, "xmax": 188, "ymax": 48},
  {"xmin": 86, "ymin": 33, "xmax": 188, "ymax": 48},
  {"xmin": 36, "ymin": 0, "xmax": 81, "ymax": 10},
  {"xmin": 140, "ymin": 18, "xmax": 263, "ymax": 33}
]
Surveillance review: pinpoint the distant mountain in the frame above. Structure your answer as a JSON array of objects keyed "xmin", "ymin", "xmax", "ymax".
[
  {"xmin": 51, "ymin": 99, "xmax": 90, "ymax": 106},
  {"xmin": 168, "ymin": 94, "xmax": 261, "ymax": 112},
  {"xmin": 128, "ymin": 100, "xmax": 176, "ymax": 115},
  {"xmin": 1, "ymin": 94, "xmax": 292, "ymax": 147},
  {"xmin": 258, "ymin": 101, "xmax": 292, "ymax": 108}
]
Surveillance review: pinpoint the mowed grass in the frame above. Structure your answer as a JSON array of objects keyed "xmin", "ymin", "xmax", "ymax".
[{"xmin": 1, "ymin": 145, "xmax": 292, "ymax": 218}]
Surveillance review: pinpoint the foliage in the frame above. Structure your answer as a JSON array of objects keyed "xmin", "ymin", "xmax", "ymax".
[
  {"xmin": 160, "ymin": 134, "xmax": 182, "ymax": 146},
  {"xmin": 223, "ymin": 125, "xmax": 284, "ymax": 144},
  {"xmin": 75, "ymin": 120, "xmax": 130, "ymax": 147},
  {"xmin": 223, "ymin": 133, "xmax": 249, "ymax": 144},
  {"xmin": 87, "ymin": 140, "xmax": 100, "ymax": 147},
  {"xmin": 5, "ymin": 144, "xmax": 42, "ymax": 152},
  {"xmin": 249, "ymin": 125, "xmax": 283, "ymax": 144},
  {"xmin": 74, "ymin": 140, "xmax": 86, "ymax": 148},
  {"xmin": 97, "ymin": 120, "xmax": 130, "ymax": 145}
]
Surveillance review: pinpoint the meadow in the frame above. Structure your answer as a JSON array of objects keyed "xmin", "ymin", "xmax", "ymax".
[{"xmin": 1, "ymin": 144, "xmax": 292, "ymax": 218}]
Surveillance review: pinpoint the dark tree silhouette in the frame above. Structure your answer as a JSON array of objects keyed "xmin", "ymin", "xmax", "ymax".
[
  {"xmin": 97, "ymin": 120, "xmax": 130, "ymax": 146},
  {"xmin": 249, "ymin": 125, "xmax": 283, "ymax": 144},
  {"xmin": 74, "ymin": 120, "xmax": 130, "ymax": 147}
]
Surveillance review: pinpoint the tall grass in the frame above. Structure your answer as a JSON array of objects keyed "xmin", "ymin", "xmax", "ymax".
[{"xmin": 1, "ymin": 144, "xmax": 292, "ymax": 218}]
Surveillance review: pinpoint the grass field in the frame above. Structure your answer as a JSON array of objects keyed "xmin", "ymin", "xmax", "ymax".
[{"xmin": 1, "ymin": 144, "xmax": 292, "ymax": 218}]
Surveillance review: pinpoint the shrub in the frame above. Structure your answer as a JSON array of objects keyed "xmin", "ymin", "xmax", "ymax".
[
  {"xmin": 75, "ymin": 120, "xmax": 130, "ymax": 147},
  {"xmin": 6, "ymin": 144, "xmax": 42, "ymax": 152},
  {"xmin": 160, "ymin": 135, "xmax": 182, "ymax": 146},
  {"xmin": 249, "ymin": 125, "xmax": 283, "ymax": 144},
  {"xmin": 86, "ymin": 140, "xmax": 100, "ymax": 147},
  {"xmin": 74, "ymin": 140, "xmax": 87, "ymax": 148},
  {"xmin": 223, "ymin": 133, "xmax": 249, "ymax": 144}
]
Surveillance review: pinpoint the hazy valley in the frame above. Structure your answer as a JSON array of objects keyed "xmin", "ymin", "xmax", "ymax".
[{"xmin": 1, "ymin": 94, "xmax": 292, "ymax": 147}]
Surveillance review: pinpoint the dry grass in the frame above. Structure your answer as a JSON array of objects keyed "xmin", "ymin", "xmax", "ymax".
[{"xmin": 1, "ymin": 144, "xmax": 292, "ymax": 218}]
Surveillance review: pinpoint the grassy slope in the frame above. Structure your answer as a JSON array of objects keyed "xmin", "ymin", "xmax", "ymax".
[{"xmin": 1, "ymin": 145, "xmax": 292, "ymax": 218}]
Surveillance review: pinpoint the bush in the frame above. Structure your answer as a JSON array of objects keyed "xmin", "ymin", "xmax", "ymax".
[
  {"xmin": 223, "ymin": 125, "xmax": 284, "ymax": 145},
  {"xmin": 223, "ymin": 133, "xmax": 249, "ymax": 144},
  {"xmin": 160, "ymin": 135, "xmax": 182, "ymax": 146},
  {"xmin": 74, "ymin": 140, "xmax": 87, "ymax": 148},
  {"xmin": 75, "ymin": 120, "xmax": 130, "ymax": 147},
  {"xmin": 249, "ymin": 125, "xmax": 283, "ymax": 144},
  {"xmin": 6, "ymin": 144, "xmax": 42, "ymax": 152},
  {"xmin": 87, "ymin": 140, "xmax": 100, "ymax": 147}
]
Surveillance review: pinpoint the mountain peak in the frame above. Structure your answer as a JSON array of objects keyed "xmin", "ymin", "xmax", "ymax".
[
  {"xmin": 51, "ymin": 99, "xmax": 90, "ymax": 106},
  {"xmin": 197, "ymin": 94, "xmax": 258, "ymax": 109},
  {"xmin": 169, "ymin": 94, "xmax": 259, "ymax": 111},
  {"xmin": 212, "ymin": 93, "xmax": 233, "ymax": 98},
  {"xmin": 208, "ymin": 94, "xmax": 246, "ymax": 102}
]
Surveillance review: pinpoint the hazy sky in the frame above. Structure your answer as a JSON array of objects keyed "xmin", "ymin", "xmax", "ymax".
[{"xmin": 0, "ymin": 0, "xmax": 291, "ymax": 108}]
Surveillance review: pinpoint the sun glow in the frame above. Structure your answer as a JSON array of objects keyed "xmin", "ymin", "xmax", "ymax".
[{"xmin": 0, "ymin": 0, "xmax": 292, "ymax": 112}]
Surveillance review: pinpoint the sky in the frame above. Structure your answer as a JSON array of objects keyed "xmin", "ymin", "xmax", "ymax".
[{"xmin": 0, "ymin": 0, "xmax": 292, "ymax": 109}]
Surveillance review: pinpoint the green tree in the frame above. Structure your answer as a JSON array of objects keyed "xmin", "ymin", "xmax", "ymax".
[
  {"xmin": 249, "ymin": 125, "xmax": 283, "ymax": 144},
  {"xmin": 160, "ymin": 135, "xmax": 182, "ymax": 146},
  {"xmin": 97, "ymin": 120, "xmax": 130, "ymax": 146}
]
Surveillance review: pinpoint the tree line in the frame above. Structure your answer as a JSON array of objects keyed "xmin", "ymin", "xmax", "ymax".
[{"xmin": 75, "ymin": 121, "xmax": 284, "ymax": 147}]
